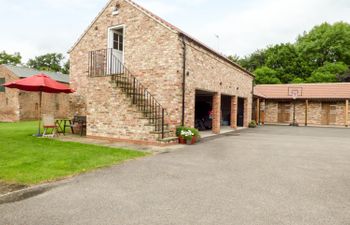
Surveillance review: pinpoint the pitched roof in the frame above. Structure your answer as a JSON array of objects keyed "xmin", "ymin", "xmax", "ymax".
[
  {"xmin": 69, "ymin": 0, "xmax": 254, "ymax": 78},
  {"xmin": 3, "ymin": 65, "xmax": 69, "ymax": 84},
  {"xmin": 254, "ymin": 83, "xmax": 350, "ymax": 100}
]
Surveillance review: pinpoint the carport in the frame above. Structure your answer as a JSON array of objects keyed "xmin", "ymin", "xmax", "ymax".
[
  {"xmin": 221, "ymin": 95, "xmax": 232, "ymax": 127},
  {"xmin": 195, "ymin": 90, "xmax": 240, "ymax": 136},
  {"xmin": 195, "ymin": 90, "xmax": 213, "ymax": 131}
]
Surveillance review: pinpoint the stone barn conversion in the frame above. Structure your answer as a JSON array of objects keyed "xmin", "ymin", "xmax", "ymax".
[
  {"xmin": 254, "ymin": 83, "xmax": 350, "ymax": 127},
  {"xmin": 0, "ymin": 65, "xmax": 71, "ymax": 122},
  {"xmin": 69, "ymin": 0, "xmax": 254, "ymax": 144}
]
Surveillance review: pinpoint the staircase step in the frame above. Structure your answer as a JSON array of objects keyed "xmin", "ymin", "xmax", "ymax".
[{"xmin": 158, "ymin": 137, "xmax": 178, "ymax": 143}]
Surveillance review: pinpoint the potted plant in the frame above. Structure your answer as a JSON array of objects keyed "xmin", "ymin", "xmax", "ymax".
[
  {"xmin": 188, "ymin": 127, "xmax": 200, "ymax": 144},
  {"xmin": 249, "ymin": 120, "xmax": 257, "ymax": 128},
  {"xmin": 176, "ymin": 126, "xmax": 200, "ymax": 145},
  {"xmin": 176, "ymin": 126, "xmax": 186, "ymax": 144},
  {"xmin": 181, "ymin": 129, "xmax": 194, "ymax": 145}
]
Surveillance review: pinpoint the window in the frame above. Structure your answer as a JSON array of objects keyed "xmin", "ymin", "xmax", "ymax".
[
  {"xmin": 113, "ymin": 32, "xmax": 123, "ymax": 51},
  {"xmin": 0, "ymin": 78, "xmax": 5, "ymax": 92}
]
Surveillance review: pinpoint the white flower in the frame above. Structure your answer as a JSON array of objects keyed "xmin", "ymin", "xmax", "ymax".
[{"xmin": 181, "ymin": 130, "xmax": 194, "ymax": 137}]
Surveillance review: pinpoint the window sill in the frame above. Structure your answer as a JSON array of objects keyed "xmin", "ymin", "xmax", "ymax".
[{"xmin": 112, "ymin": 11, "xmax": 119, "ymax": 16}]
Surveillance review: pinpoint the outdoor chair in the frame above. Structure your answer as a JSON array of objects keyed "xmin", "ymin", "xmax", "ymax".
[
  {"xmin": 42, "ymin": 114, "xmax": 57, "ymax": 138},
  {"xmin": 71, "ymin": 116, "xmax": 87, "ymax": 136}
]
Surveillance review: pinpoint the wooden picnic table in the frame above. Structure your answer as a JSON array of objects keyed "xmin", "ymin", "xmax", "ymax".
[
  {"xmin": 55, "ymin": 116, "xmax": 87, "ymax": 136},
  {"xmin": 55, "ymin": 119, "xmax": 73, "ymax": 135}
]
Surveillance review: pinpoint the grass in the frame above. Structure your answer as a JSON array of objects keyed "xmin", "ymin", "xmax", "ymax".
[{"xmin": 0, "ymin": 121, "xmax": 147, "ymax": 185}]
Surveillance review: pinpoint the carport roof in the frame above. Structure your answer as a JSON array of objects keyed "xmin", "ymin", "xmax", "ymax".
[{"xmin": 254, "ymin": 83, "xmax": 350, "ymax": 100}]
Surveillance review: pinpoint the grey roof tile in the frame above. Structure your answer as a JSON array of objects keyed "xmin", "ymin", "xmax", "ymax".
[{"xmin": 3, "ymin": 65, "xmax": 69, "ymax": 84}]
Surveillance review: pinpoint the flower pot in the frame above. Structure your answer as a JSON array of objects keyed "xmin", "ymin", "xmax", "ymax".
[
  {"xmin": 178, "ymin": 137, "xmax": 186, "ymax": 144},
  {"xmin": 191, "ymin": 136, "xmax": 197, "ymax": 144},
  {"xmin": 186, "ymin": 139, "xmax": 193, "ymax": 145}
]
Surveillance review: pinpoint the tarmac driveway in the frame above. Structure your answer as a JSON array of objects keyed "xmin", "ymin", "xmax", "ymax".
[{"xmin": 1, "ymin": 126, "xmax": 350, "ymax": 225}]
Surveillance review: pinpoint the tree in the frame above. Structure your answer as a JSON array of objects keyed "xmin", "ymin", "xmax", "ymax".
[
  {"xmin": 296, "ymin": 22, "xmax": 350, "ymax": 68},
  {"xmin": 0, "ymin": 51, "xmax": 21, "ymax": 65},
  {"xmin": 291, "ymin": 77, "xmax": 305, "ymax": 83},
  {"xmin": 339, "ymin": 70, "xmax": 350, "ymax": 82},
  {"xmin": 235, "ymin": 21, "xmax": 350, "ymax": 84},
  {"xmin": 306, "ymin": 62, "xmax": 349, "ymax": 83},
  {"xmin": 254, "ymin": 66, "xmax": 281, "ymax": 84},
  {"xmin": 61, "ymin": 60, "xmax": 70, "ymax": 74},
  {"xmin": 228, "ymin": 54, "xmax": 240, "ymax": 63},
  {"xmin": 27, "ymin": 53, "xmax": 65, "ymax": 72},
  {"xmin": 238, "ymin": 49, "xmax": 267, "ymax": 72}
]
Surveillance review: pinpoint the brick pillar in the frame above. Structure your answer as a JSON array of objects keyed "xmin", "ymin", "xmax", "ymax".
[
  {"xmin": 231, "ymin": 96, "xmax": 237, "ymax": 129},
  {"xmin": 244, "ymin": 98, "xmax": 249, "ymax": 127},
  {"xmin": 256, "ymin": 98, "xmax": 260, "ymax": 124},
  {"xmin": 345, "ymin": 99, "xmax": 349, "ymax": 127},
  {"xmin": 262, "ymin": 99, "xmax": 266, "ymax": 125},
  {"xmin": 212, "ymin": 92, "xmax": 221, "ymax": 134},
  {"xmin": 305, "ymin": 99, "xmax": 309, "ymax": 126}
]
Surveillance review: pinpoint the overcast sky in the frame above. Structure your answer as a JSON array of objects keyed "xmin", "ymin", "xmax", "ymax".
[{"xmin": 0, "ymin": 0, "xmax": 349, "ymax": 63}]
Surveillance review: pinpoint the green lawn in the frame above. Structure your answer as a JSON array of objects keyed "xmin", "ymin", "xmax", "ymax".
[{"xmin": 0, "ymin": 121, "xmax": 147, "ymax": 185}]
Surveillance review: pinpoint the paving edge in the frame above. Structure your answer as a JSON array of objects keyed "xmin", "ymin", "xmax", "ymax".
[
  {"xmin": 0, "ymin": 179, "xmax": 71, "ymax": 205},
  {"xmin": 200, "ymin": 128, "xmax": 245, "ymax": 143}
]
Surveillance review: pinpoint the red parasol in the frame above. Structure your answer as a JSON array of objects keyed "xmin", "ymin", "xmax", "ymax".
[{"xmin": 3, "ymin": 74, "xmax": 74, "ymax": 136}]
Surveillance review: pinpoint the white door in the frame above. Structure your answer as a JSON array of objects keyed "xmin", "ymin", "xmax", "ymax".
[{"xmin": 108, "ymin": 29, "xmax": 123, "ymax": 74}]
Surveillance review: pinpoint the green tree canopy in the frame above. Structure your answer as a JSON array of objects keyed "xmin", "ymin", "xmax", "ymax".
[
  {"xmin": 254, "ymin": 66, "xmax": 281, "ymax": 84},
  {"xmin": 27, "ymin": 53, "xmax": 66, "ymax": 73},
  {"xmin": 0, "ymin": 51, "xmax": 21, "ymax": 65},
  {"xmin": 61, "ymin": 60, "xmax": 70, "ymax": 75},
  {"xmin": 306, "ymin": 62, "xmax": 349, "ymax": 83},
  {"xmin": 297, "ymin": 22, "xmax": 350, "ymax": 68},
  {"xmin": 233, "ymin": 21, "xmax": 350, "ymax": 84}
]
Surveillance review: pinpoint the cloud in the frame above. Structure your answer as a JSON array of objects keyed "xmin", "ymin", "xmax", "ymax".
[
  {"xmin": 0, "ymin": 0, "xmax": 349, "ymax": 63},
  {"xmin": 189, "ymin": 0, "xmax": 350, "ymax": 56}
]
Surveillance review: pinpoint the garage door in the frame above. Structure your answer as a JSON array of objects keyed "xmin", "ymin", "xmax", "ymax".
[
  {"xmin": 321, "ymin": 103, "xmax": 336, "ymax": 125},
  {"xmin": 278, "ymin": 103, "xmax": 291, "ymax": 123}
]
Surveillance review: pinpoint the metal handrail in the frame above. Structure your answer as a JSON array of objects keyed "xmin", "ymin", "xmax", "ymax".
[{"xmin": 88, "ymin": 49, "xmax": 166, "ymax": 138}]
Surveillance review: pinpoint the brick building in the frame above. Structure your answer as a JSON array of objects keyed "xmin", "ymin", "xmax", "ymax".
[
  {"xmin": 254, "ymin": 83, "xmax": 350, "ymax": 127},
  {"xmin": 69, "ymin": 0, "xmax": 254, "ymax": 144},
  {"xmin": 0, "ymin": 65, "xmax": 73, "ymax": 122}
]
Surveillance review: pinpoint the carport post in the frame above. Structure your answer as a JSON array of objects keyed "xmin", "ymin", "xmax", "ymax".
[
  {"xmin": 212, "ymin": 92, "xmax": 221, "ymax": 134},
  {"xmin": 345, "ymin": 99, "xmax": 349, "ymax": 127},
  {"xmin": 256, "ymin": 98, "xmax": 260, "ymax": 124},
  {"xmin": 230, "ymin": 96, "xmax": 237, "ymax": 129},
  {"xmin": 244, "ymin": 98, "xmax": 249, "ymax": 127},
  {"xmin": 305, "ymin": 99, "xmax": 309, "ymax": 126}
]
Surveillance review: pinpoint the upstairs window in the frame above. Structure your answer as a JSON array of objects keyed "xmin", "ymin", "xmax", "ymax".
[
  {"xmin": 0, "ymin": 78, "xmax": 5, "ymax": 92},
  {"xmin": 113, "ymin": 32, "xmax": 123, "ymax": 51}
]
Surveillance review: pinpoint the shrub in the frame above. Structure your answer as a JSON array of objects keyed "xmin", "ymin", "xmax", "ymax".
[{"xmin": 249, "ymin": 120, "xmax": 257, "ymax": 128}]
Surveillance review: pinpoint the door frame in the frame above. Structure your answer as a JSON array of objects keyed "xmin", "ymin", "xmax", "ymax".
[{"xmin": 107, "ymin": 25, "xmax": 125, "ymax": 63}]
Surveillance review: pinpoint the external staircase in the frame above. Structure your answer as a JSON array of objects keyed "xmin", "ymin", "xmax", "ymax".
[{"xmin": 88, "ymin": 49, "xmax": 177, "ymax": 143}]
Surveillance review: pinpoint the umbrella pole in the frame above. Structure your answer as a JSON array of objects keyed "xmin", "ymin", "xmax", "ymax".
[{"xmin": 36, "ymin": 92, "xmax": 42, "ymax": 136}]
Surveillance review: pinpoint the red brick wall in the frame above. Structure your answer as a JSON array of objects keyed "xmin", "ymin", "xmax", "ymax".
[
  {"xmin": 69, "ymin": 0, "xmax": 254, "ymax": 141},
  {"xmin": 0, "ymin": 66, "xmax": 20, "ymax": 122}
]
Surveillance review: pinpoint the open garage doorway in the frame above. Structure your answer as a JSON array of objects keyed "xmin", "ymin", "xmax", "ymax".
[
  {"xmin": 237, "ymin": 97, "xmax": 245, "ymax": 127},
  {"xmin": 221, "ymin": 95, "xmax": 231, "ymax": 127},
  {"xmin": 195, "ymin": 90, "xmax": 213, "ymax": 131}
]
